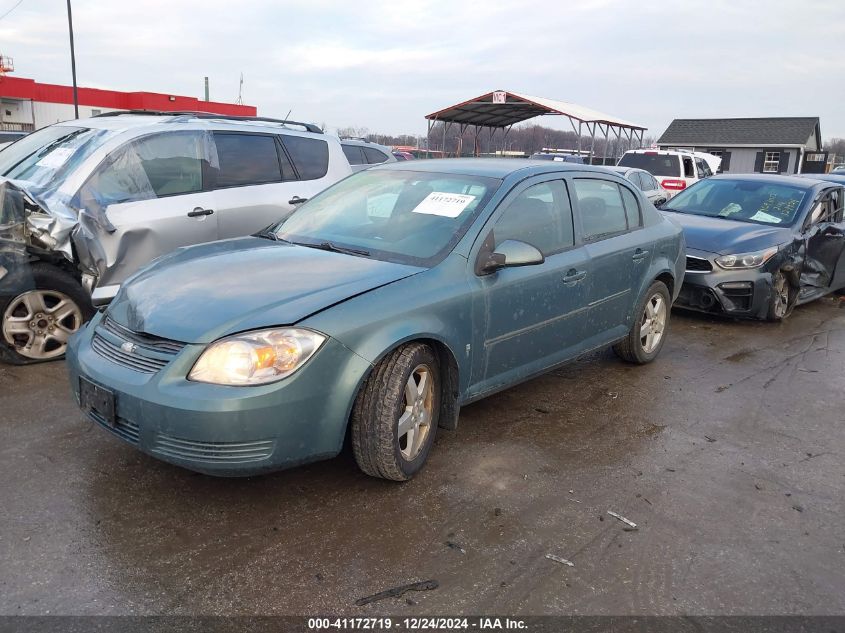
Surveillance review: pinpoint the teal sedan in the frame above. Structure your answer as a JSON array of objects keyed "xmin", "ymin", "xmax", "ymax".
[{"xmin": 67, "ymin": 159, "xmax": 685, "ymax": 480}]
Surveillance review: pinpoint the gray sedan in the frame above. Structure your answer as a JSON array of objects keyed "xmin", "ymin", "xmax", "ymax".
[{"xmin": 603, "ymin": 166, "xmax": 669, "ymax": 206}]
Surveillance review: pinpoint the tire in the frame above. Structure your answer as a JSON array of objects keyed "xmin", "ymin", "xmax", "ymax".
[
  {"xmin": 0, "ymin": 263, "xmax": 94, "ymax": 364},
  {"xmin": 351, "ymin": 343, "xmax": 440, "ymax": 481},
  {"xmin": 613, "ymin": 280, "xmax": 671, "ymax": 364},
  {"xmin": 766, "ymin": 271, "xmax": 796, "ymax": 322}
]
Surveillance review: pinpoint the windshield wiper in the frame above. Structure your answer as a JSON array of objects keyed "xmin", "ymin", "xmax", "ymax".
[
  {"xmin": 35, "ymin": 129, "xmax": 86, "ymax": 158},
  {"xmin": 292, "ymin": 240, "xmax": 370, "ymax": 257}
]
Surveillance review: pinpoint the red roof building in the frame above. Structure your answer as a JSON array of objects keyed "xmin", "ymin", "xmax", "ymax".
[{"xmin": 0, "ymin": 75, "xmax": 257, "ymax": 132}]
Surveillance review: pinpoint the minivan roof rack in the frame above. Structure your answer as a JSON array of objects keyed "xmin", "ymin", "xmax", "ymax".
[{"xmin": 92, "ymin": 110, "xmax": 323, "ymax": 134}]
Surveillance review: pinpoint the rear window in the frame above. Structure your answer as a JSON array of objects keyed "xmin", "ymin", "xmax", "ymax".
[
  {"xmin": 214, "ymin": 133, "xmax": 283, "ymax": 187},
  {"xmin": 283, "ymin": 136, "xmax": 329, "ymax": 180},
  {"xmin": 618, "ymin": 153, "xmax": 680, "ymax": 177}
]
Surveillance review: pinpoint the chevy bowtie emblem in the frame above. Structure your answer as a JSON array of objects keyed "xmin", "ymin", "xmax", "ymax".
[{"xmin": 121, "ymin": 341, "xmax": 137, "ymax": 354}]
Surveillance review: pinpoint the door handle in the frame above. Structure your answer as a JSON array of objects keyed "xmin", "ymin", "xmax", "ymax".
[
  {"xmin": 632, "ymin": 248, "xmax": 649, "ymax": 261},
  {"xmin": 289, "ymin": 196, "xmax": 308, "ymax": 205},
  {"xmin": 563, "ymin": 268, "xmax": 587, "ymax": 284},
  {"xmin": 187, "ymin": 207, "xmax": 214, "ymax": 217}
]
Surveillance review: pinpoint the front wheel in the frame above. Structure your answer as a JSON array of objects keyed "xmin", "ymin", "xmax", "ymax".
[
  {"xmin": 766, "ymin": 271, "xmax": 796, "ymax": 322},
  {"xmin": 0, "ymin": 264, "xmax": 93, "ymax": 364},
  {"xmin": 613, "ymin": 280, "xmax": 671, "ymax": 364},
  {"xmin": 351, "ymin": 343, "xmax": 440, "ymax": 481}
]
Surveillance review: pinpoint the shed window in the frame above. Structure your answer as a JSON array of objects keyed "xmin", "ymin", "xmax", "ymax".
[{"xmin": 763, "ymin": 152, "xmax": 780, "ymax": 173}]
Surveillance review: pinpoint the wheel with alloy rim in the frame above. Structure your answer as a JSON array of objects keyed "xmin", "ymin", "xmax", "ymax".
[
  {"xmin": 2, "ymin": 289, "xmax": 83, "ymax": 360},
  {"xmin": 351, "ymin": 342, "xmax": 441, "ymax": 481},
  {"xmin": 766, "ymin": 271, "xmax": 795, "ymax": 321},
  {"xmin": 613, "ymin": 280, "xmax": 671, "ymax": 364},
  {"xmin": 0, "ymin": 263, "xmax": 93, "ymax": 364}
]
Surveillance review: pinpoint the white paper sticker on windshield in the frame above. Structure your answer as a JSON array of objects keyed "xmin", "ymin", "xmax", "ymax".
[
  {"xmin": 35, "ymin": 147, "xmax": 75, "ymax": 169},
  {"xmin": 412, "ymin": 192, "xmax": 476, "ymax": 218},
  {"xmin": 750, "ymin": 210, "xmax": 782, "ymax": 224}
]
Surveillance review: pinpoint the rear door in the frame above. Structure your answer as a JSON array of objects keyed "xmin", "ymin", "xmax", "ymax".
[
  {"xmin": 342, "ymin": 144, "xmax": 368, "ymax": 172},
  {"xmin": 211, "ymin": 131, "xmax": 295, "ymax": 239},
  {"xmin": 76, "ymin": 130, "xmax": 218, "ymax": 287},
  {"xmin": 470, "ymin": 177, "xmax": 590, "ymax": 395},
  {"xmin": 572, "ymin": 176, "xmax": 652, "ymax": 345}
]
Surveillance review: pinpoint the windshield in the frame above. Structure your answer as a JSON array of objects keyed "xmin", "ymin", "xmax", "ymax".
[
  {"xmin": 276, "ymin": 169, "xmax": 502, "ymax": 266},
  {"xmin": 0, "ymin": 125, "xmax": 116, "ymax": 189},
  {"xmin": 664, "ymin": 179, "xmax": 808, "ymax": 226},
  {"xmin": 618, "ymin": 153, "xmax": 680, "ymax": 177}
]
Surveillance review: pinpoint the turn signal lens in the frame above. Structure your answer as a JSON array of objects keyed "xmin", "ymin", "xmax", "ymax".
[{"xmin": 188, "ymin": 328, "xmax": 326, "ymax": 386}]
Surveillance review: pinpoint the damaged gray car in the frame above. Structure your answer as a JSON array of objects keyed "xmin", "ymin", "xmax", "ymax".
[
  {"xmin": 0, "ymin": 112, "xmax": 352, "ymax": 363},
  {"xmin": 664, "ymin": 174, "xmax": 845, "ymax": 321}
]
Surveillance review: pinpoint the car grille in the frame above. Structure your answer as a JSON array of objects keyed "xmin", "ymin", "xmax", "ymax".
[
  {"xmin": 89, "ymin": 410, "xmax": 140, "ymax": 445},
  {"xmin": 686, "ymin": 256, "xmax": 713, "ymax": 272},
  {"xmin": 100, "ymin": 316, "xmax": 186, "ymax": 354},
  {"xmin": 91, "ymin": 317, "xmax": 186, "ymax": 374},
  {"xmin": 152, "ymin": 433, "xmax": 274, "ymax": 464}
]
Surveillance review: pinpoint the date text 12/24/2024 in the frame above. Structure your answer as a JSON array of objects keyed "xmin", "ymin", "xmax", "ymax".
[{"xmin": 307, "ymin": 618, "xmax": 528, "ymax": 630}]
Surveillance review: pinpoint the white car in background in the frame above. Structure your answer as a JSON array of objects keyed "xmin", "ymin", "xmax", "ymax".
[{"xmin": 618, "ymin": 149, "xmax": 720, "ymax": 197}]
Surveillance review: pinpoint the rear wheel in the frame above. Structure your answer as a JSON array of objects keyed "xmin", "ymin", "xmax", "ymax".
[
  {"xmin": 351, "ymin": 343, "xmax": 440, "ymax": 481},
  {"xmin": 0, "ymin": 264, "xmax": 93, "ymax": 364},
  {"xmin": 613, "ymin": 281, "xmax": 671, "ymax": 364},
  {"xmin": 766, "ymin": 272, "xmax": 796, "ymax": 322}
]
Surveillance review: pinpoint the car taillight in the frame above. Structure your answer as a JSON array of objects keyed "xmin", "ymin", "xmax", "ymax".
[{"xmin": 661, "ymin": 179, "xmax": 687, "ymax": 191}]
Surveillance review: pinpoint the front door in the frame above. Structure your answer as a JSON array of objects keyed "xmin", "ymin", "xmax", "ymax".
[
  {"xmin": 802, "ymin": 187, "xmax": 845, "ymax": 292},
  {"xmin": 470, "ymin": 178, "xmax": 590, "ymax": 396},
  {"xmin": 76, "ymin": 131, "xmax": 219, "ymax": 288}
]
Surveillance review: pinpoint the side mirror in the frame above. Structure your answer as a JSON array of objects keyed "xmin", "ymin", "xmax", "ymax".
[{"xmin": 479, "ymin": 239, "xmax": 545, "ymax": 274}]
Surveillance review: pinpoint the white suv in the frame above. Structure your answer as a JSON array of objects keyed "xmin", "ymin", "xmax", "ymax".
[
  {"xmin": 618, "ymin": 149, "xmax": 720, "ymax": 198},
  {"xmin": 0, "ymin": 111, "xmax": 352, "ymax": 363}
]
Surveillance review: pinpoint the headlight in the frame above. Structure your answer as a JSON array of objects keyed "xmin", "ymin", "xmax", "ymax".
[
  {"xmin": 715, "ymin": 247, "xmax": 777, "ymax": 270},
  {"xmin": 188, "ymin": 328, "xmax": 326, "ymax": 386}
]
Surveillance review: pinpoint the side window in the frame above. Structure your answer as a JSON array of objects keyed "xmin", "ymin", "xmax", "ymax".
[
  {"xmin": 696, "ymin": 158, "xmax": 712, "ymax": 178},
  {"xmin": 619, "ymin": 185, "xmax": 642, "ymax": 228},
  {"xmin": 213, "ymin": 133, "xmax": 283, "ymax": 188},
  {"xmin": 638, "ymin": 172, "xmax": 654, "ymax": 191},
  {"xmin": 683, "ymin": 157, "xmax": 695, "ymax": 178},
  {"xmin": 573, "ymin": 178, "xmax": 628, "ymax": 241},
  {"xmin": 809, "ymin": 190, "xmax": 842, "ymax": 225},
  {"xmin": 80, "ymin": 131, "xmax": 206, "ymax": 205},
  {"xmin": 492, "ymin": 180, "xmax": 574, "ymax": 256},
  {"xmin": 647, "ymin": 173, "xmax": 659, "ymax": 190},
  {"xmin": 363, "ymin": 147, "xmax": 389, "ymax": 164},
  {"xmin": 342, "ymin": 144, "xmax": 365, "ymax": 165},
  {"xmin": 282, "ymin": 136, "xmax": 329, "ymax": 180}
]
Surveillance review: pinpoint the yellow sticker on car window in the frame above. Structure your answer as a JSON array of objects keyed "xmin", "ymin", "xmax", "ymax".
[{"xmin": 412, "ymin": 192, "xmax": 476, "ymax": 218}]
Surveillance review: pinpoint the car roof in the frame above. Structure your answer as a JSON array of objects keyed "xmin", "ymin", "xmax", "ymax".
[
  {"xmin": 373, "ymin": 157, "xmax": 621, "ymax": 179},
  {"xmin": 340, "ymin": 138, "xmax": 392, "ymax": 151},
  {"xmin": 710, "ymin": 173, "xmax": 827, "ymax": 190},
  {"xmin": 53, "ymin": 112, "xmax": 326, "ymax": 136},
  {"xmin": 800, "ymin": 173, "xmax": 845, "ymax": 185}
]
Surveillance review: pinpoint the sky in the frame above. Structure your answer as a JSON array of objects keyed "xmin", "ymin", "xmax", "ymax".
[{"xmin": 1, "ymin": 0, "xmax": 845, "ymax": 139}]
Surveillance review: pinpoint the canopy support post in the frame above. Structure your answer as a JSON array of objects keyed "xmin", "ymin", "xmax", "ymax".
[{"xmin": 587, "ymin": 122, "xmax": 597, "ymax": 165}]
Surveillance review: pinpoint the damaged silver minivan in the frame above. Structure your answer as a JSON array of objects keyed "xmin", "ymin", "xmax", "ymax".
[{"xmin": 0, "ymin": 112, "xmax": 352, "ymax": 363}]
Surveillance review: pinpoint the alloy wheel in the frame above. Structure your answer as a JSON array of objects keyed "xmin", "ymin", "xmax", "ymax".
[
  {"xmin": 773, "ymin": 275, "xmax": 789, "ymax": 318},
  {"xmin": 397, "ymin": 364, "xmax": 434, "ymax": 461},
  {"xmin": 640, "ymin": 293, "xmax": 667, "ymax": 354},
  {"xmin": 2, "ymin": 289, "xmax": 84, "ymax": 360}
]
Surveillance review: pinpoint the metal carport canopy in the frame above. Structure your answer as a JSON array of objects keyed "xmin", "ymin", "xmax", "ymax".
[{"xmin": 424, "ymin": 90, "xmax": 646, "ymax": 159}]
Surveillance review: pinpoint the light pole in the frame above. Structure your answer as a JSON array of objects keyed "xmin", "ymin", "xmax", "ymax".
[{"xmin": 66, "ymin": 0, "xmax": 79, "ymax": 118}]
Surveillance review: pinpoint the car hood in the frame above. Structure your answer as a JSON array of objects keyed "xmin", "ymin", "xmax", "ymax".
[
  {"xmin": 106, "ymin": 237, "xmax": 424, "ymax": 343},
  {"xmin": 660, "ymin": 211, "xmax": 794, "ymax": 255}
]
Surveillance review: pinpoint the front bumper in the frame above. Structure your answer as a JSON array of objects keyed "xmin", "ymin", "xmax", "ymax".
[
  {"xmin": 675, "ymin": 249, "xmax": 775, "ymax": 320},
  {"xmin": 66, "ymin": 312, "xmax": 372, "ymax": 476}
]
